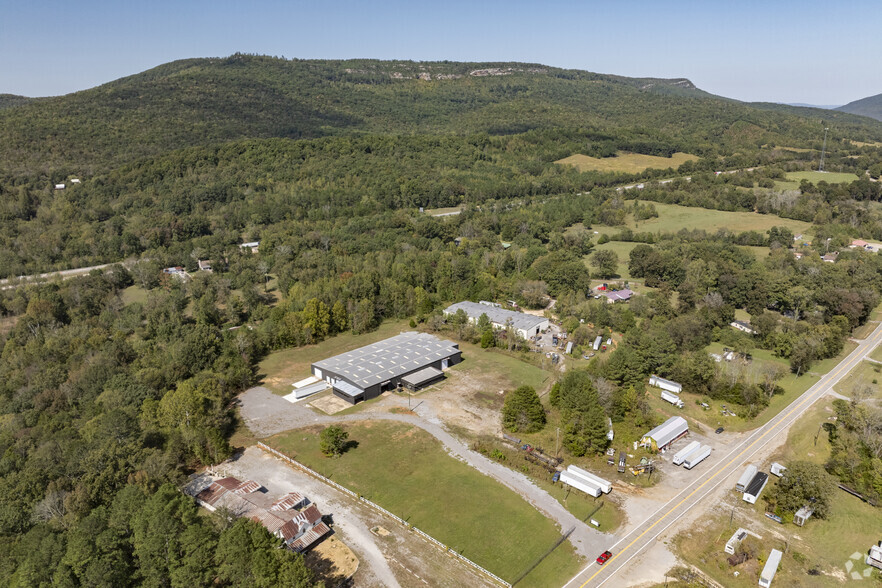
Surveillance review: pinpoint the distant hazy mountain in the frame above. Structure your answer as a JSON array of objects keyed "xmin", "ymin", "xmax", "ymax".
[
  {"xmin": 787, "ymin": 103, "xmax": 841, "ymax": 110},
  {"xmin": 837, "ymin": 93, "xmax": 882, "ymax": 121}
]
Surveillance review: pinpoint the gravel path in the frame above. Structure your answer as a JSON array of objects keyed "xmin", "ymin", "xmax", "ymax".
[{"xmin": 238, "ymin": 387, "xmax": 607, "ymax": 560}]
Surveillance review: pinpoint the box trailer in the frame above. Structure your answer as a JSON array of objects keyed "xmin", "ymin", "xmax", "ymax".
[
  {"xmin": 565, "ymin": 341, "xmax": 574, "ymax": 355},
  {"xmin": 672, "ymin": 441, "xmax": 701, "ymax": 466},
  {"xmin": 743, "ymin": 472, "xmax": 769, "ymax": 504},
  {"xmin": 593, "ymin": 336, "xmax": 602, "ymax": 351},
  {"xmin": 649, "ymin": 375, "xmax": 683, "ymax": 394},
  {"xmin": 759, "ymin": 548, "xmax": 782, "ymax": 587},
  {"xmin": 567, "ymin": 465, "xmax": 612, "ymax": 494},
  {"xmin": 560, "ymin": 470, "xmax": 602, "ymax": 498},
  {"xmin": 661, "ymin": 390, "xmax": 684, "ymax": 408},
  {"xmin": 736, "ymin": 464, "xmax": 758, "ymax": 492},
  {"xmin": 683, "ymin": 445, "xmax": 711, "ymax": 469}
]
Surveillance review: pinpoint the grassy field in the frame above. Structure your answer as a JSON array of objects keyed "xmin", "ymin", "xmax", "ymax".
[
  {"xmin": 257, "ymin": 319, "xmax": 412, "ymax": 394},
  {"xmin": 674, "ymin": 401, "xmax": 882, "ymax": 586},
  {"xmin": 655, "ymin": 340, "xmax": 857, "ymax": 434},
  {"xmin": 120, "ymin": 285, "xmax": 149, "ymax": 306},
  {"xmin": 620, "ymin": 203, "xmax": 813, "ymax": 236},
  {"xmin": 785, "ymin": 170, "xmax": 860, "ymax": 185},
  {"xmin": 439, "ymin": 340, "xmax": 552, "ymax": 393},
  {"xmin": 852, "ymin": 319, "xmax": 879, "ymax": 340},
  {"xmin": 833, "ymin": 360, "xmax": 882, "ymax": 399},
  {"xmin": 423, "ymin": 206, "xmax": 463, "ymax": 216},
  {"xmin": 555, "ymin": 152, "xmax": 698, "ymax": 174},
  {"xmin": 583, "ymin": 241, "xmax": 641, "ymax": 280},
  {"xmin": 268, "ymin": 421, "xmax": 584, "ymax": 587}
]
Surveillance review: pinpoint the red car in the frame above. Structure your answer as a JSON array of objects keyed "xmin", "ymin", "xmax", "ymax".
[{"xmin": 596, "ymin": 550, "xmax": 612, "ymax": 565}]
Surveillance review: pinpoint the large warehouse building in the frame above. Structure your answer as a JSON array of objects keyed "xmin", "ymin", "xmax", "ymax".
[
  {"xmin": 443, "ymin": 301, "xmax": 549, "ymax": 339},
  {"xmin": 311, "ymin": 332, "xmax": 462, "ymax": 404}
]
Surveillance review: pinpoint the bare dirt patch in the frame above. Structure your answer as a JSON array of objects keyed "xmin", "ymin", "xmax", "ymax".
[
  {"xmin": 311, "ymin": 394, "xmax": 352, "ymax": 415},
  {"xmin": 303, "ymin": 534, "xmax": 359, "ymax": 587},
  {"xmin": 421, "ymin": 369, "xmax": 505, "ymax": 437}
]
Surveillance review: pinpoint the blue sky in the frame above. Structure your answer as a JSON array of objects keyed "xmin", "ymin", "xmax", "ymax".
[{"xmin": 1, "ymin": 0, "xmax": 879, "ymax": 104}]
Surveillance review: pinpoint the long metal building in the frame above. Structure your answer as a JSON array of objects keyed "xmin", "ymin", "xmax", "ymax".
[
  {"xmin": 641, "ymin": 416, "xmax": 689, "ymax": 451},
  {"xmin": 443, "ymin": 301, "xmax": 549, "ymax": 339},
  {"xmin": 311, "ymin": 332, "xmax": 461, "ymax": 404}
]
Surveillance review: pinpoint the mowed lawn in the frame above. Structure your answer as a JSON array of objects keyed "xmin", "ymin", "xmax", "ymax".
[
  {"xmin": 555, "ymin": 151, "xmax": 698, "ymax": 174},
  {"xmin": 257, "ymin": 319, "xmax": 411, "ymax": 394},
  {"xmin": 785, "ymin": 170, "xmax": 860, "ymax": 184},
  {"xmin": 269, "ymin": 421, "xmax": 584, "ymax": 587},
  {"xmin": 583, "ymin": 241, "xmax": 640, "ymax": 280}
]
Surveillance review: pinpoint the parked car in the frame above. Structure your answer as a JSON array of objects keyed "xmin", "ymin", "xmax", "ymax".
[
  {"xmin": 715, "ymin": 427, "xmax": 724, "ymax": 434},
  {"xmin": 596, "ymin": 550, "xmax": 612, "ymax": 565}
]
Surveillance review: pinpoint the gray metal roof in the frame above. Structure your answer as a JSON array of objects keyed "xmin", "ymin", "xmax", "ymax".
[
  {"xmin": 443, "ymin": 301, "xmax": 548, "ymax": 332},
  {"xmin": 643, "ymin": 416, "xmax": 688, "ymax": 447},
  {"xmin": 401, "ymin": 366, "xmax": 443, "ymax": 387},
  {"xmin": 314, "ymin": 332, "xmax": 459, "ymax": 390}
]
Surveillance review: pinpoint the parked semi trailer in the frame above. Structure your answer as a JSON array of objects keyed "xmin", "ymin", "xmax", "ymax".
[
  {"xmin": 683, "ymin": 445, "xmax": 712, "ymax": 469},
  {"xmin": 661, "ymin": 390, "xmax": 684, "ymax": 408},
  {"xmin": 567, "ymin": 465, "xmax": 612, "ymax": 494},
  {"xmin": 560, "ymin": 470, "xmax": 602, "ymax": 497},
  {"xmin": 672, "ymin": 441, "xmax": 701, "ymax": 466}
]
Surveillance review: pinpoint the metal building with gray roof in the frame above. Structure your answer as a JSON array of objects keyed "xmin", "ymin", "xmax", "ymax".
[
  {"xmin": 311, "ymin": 332, "xmax": 461, "ymax": 404},
  {"xmin": 443, "ymin": 301, "xmax": 549, "ymax": 339}
]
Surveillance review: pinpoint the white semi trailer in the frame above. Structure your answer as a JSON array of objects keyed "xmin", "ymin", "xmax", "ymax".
[
  {"xmin": 566, "ymin": 465, "xmax": 612, "ymax": 494},
  {"xmin": 672, "ymin": 441, "xmax": 700, "ymax": 466},
  {"xmin": 560, "ymin": 470, "xmax": 602, "ymax": 497},
  {"xmin": 683, "ymin": 445, "xmax": 712, "ymax": 469},
  {"xmin": 661, "ymin": 390, "xmax": 684, "ymax": 408}
]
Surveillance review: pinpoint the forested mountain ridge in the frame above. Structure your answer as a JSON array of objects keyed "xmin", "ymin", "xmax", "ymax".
[
  {"xmin": 0, "ymin": 94, "xmax": 32, "ymax": 110},
  {"xmin": 3, "ymin": 54, "xmax": 882, "ymax": 174},
  {"xmin": 837, "ymin": 92, "xmax": 882, "ymax": 121}
]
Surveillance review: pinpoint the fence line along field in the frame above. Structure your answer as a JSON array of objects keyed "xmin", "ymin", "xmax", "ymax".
[
  {"xmin": 268, "ymin": 421, "xmax": 584, "ymax": 588},
  {"xmin": 555, "ymin": 151, "xmax": 698, "ymax": 174}
]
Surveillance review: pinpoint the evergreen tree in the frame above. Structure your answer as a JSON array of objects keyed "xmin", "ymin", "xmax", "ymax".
[{"xmin": 502, "ymin": 386, "xmax": 546, "ymax": 433}]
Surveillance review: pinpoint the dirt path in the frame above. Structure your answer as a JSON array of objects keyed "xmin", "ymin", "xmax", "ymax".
[{"xmin": 238, "ymin": 386, "xmax": 608, "ymax": 560}]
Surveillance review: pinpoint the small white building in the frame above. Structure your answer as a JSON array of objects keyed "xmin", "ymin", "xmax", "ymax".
[
  {"xmin": 724, "ymin": 527, "xmax": 761, "ymax": 555},
  {"xmin": 759, "ymin": 548, "xmax": 782, "ymax": 587},
  {"xmin": 794, "ymin": 506, "xmax": 814, "ymax": 527},
  {"xmin": 240, "ymin": 241, "xmax": 260, "ymax": 253},
  {"xmin": 867, "ymin": 542, "xmax": 882, "ymax": 570},
  {"xmin": 730, "ymin": 320, "xmax": 757, "ymax": 335},
  {"xmin": 54, "ymin": 183, "xmax": 65, "ymax": 190},
  {"xmin": 70, "ymin": 178, "xmax": 81, "ymax": 184},
  {"xmin": 641, "ymin": 416, "xmax": 689, "ymax": 451},
  {"xmin": 770, "ymin": 462, "xmax": 787, "ymax": 477}
]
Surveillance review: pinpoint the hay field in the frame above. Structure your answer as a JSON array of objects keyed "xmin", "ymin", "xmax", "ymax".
[{"xmin": 555, "ymin": 152, "xmax": 698, "ymax": 174}]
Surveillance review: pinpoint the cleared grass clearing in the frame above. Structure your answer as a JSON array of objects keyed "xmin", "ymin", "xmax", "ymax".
[
  {"xmin": 268, "ymin": 421, "xmax": 584, "ymax": 587},
  {"xmin": 438, "ymin": 340, "xmax": 551, "ymax": 393},
  {"xmin": 582, "ymin": 241, "xmax": 641, "ymax": 280},
  {"xmin": 120, "ymin": 285, "xmax": 149, "ymax": 306},
  {"xmin": 834, "ymin": 360, "xmax": 882, "ymax": 399},
  {"xmin": 619, "ymin": 203, "xmax": 812, "ymax": 236},
  {"xmin": 785, "ymin": 170, "xmax": 859, "ymax": 184},
  {"xmin": 257, "ymin": 319, "xmax": 411, "ymax": 395},
  {"xmin": 675, "ymin": 402, "xmax": 882, "ymax": 586},
  {"xmin": 555, "ymin": 152, "xmax": 698, "ymax": 174}
]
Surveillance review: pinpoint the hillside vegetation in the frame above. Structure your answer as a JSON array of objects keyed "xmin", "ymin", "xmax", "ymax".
[{"xmin": 3, "ymin": 54, "xmax": 882, "ymax": 173}]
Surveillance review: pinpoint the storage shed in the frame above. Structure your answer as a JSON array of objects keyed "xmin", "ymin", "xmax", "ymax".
[
  {"xmin": 443, "ymin": 301, "xmax": 549, "ymax": 339},
  {"xmin": 641, "ymin": 416, "xmax": 689, "ymax": 451},
  {"xmin": 312, "ymin": 332, "xmax": 461, "ymax": 404},
  {"xmin": 794, "ymin": 506, "xmax": 814, "ymax": 527}
]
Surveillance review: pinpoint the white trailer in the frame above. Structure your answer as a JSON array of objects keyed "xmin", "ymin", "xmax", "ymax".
[
  {"xmin": 565, "ymin": 341, "xmax": 574, "ymax": 355},
  {"xmin": 567, "ymin": 465, "xmax": 612, "ymax": 494},
  {"xmin": 736, "ymin": 464, "xmax": 758, "ymax": 492},
  {"xmin": 649, "ymin": 375, "xmax": 683, "ymax": 393},
  {"xmin": 560, "ymin": 470, "xmax": 602, "ymax": 497},
  {"xmin": 759, "ymin": 548, "xmax": 782, "ymax": 587},
  {"xmin": 672, "ymin": 441, "xmax": 701, "ymax": 466},
  {"xmin": 593, "ymin": 336, "xmax": 602, "ymax": 351},
  {"xmin": 683, "ymin": 445, "xmax": 711, "ymax": 469},
  {"xmin": 661, "ymin": 390, "xmax": 684, "ymax": 408},
  {"xmin": 770, "ymin": 462, "xmax": 787, "ymax": 477}
]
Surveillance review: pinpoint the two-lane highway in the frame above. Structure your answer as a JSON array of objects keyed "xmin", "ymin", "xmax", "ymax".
[{"xmin": 564, "ymin": 320, "xmax": 882, "ymax": 588}]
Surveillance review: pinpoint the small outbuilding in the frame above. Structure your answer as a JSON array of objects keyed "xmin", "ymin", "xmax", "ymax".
[
  {"xmin": 641, "ymin": 416, "xmax": 689, "ymax": 451},
  {"xmin": 770, "ymin": 462, "xmax": 787, "ymax": 477},
  {"xmin": 794, "ymin": 506, "xmax": 814, "ymax": 527},
  {"xmin": 867, "ymin": 542, "xmax": 882, "ymax": 570},
  {"xmin": 730, "ymin": 320, "xmax": 757, "ymax": 335}
]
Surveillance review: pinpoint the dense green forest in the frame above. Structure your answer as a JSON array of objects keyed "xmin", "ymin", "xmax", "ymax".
[{"xmin": 4, "ymin": 55, "xmax": 882, "ymax": 584}]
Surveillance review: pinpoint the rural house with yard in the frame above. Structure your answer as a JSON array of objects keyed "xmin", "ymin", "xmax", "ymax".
[{"xmin": 311, "ymin": 332, "xmax": 461, "ymax": 404}]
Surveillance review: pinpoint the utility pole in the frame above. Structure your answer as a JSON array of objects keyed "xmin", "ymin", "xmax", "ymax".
[{"xmin": 819, "ymin": 127, "xmax": 829, "ymax": 172}]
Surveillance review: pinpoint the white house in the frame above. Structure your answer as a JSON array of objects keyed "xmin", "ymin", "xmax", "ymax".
[{"xmin": 730, "ymin": 320, "xmax": 757, "ymax": 335}]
